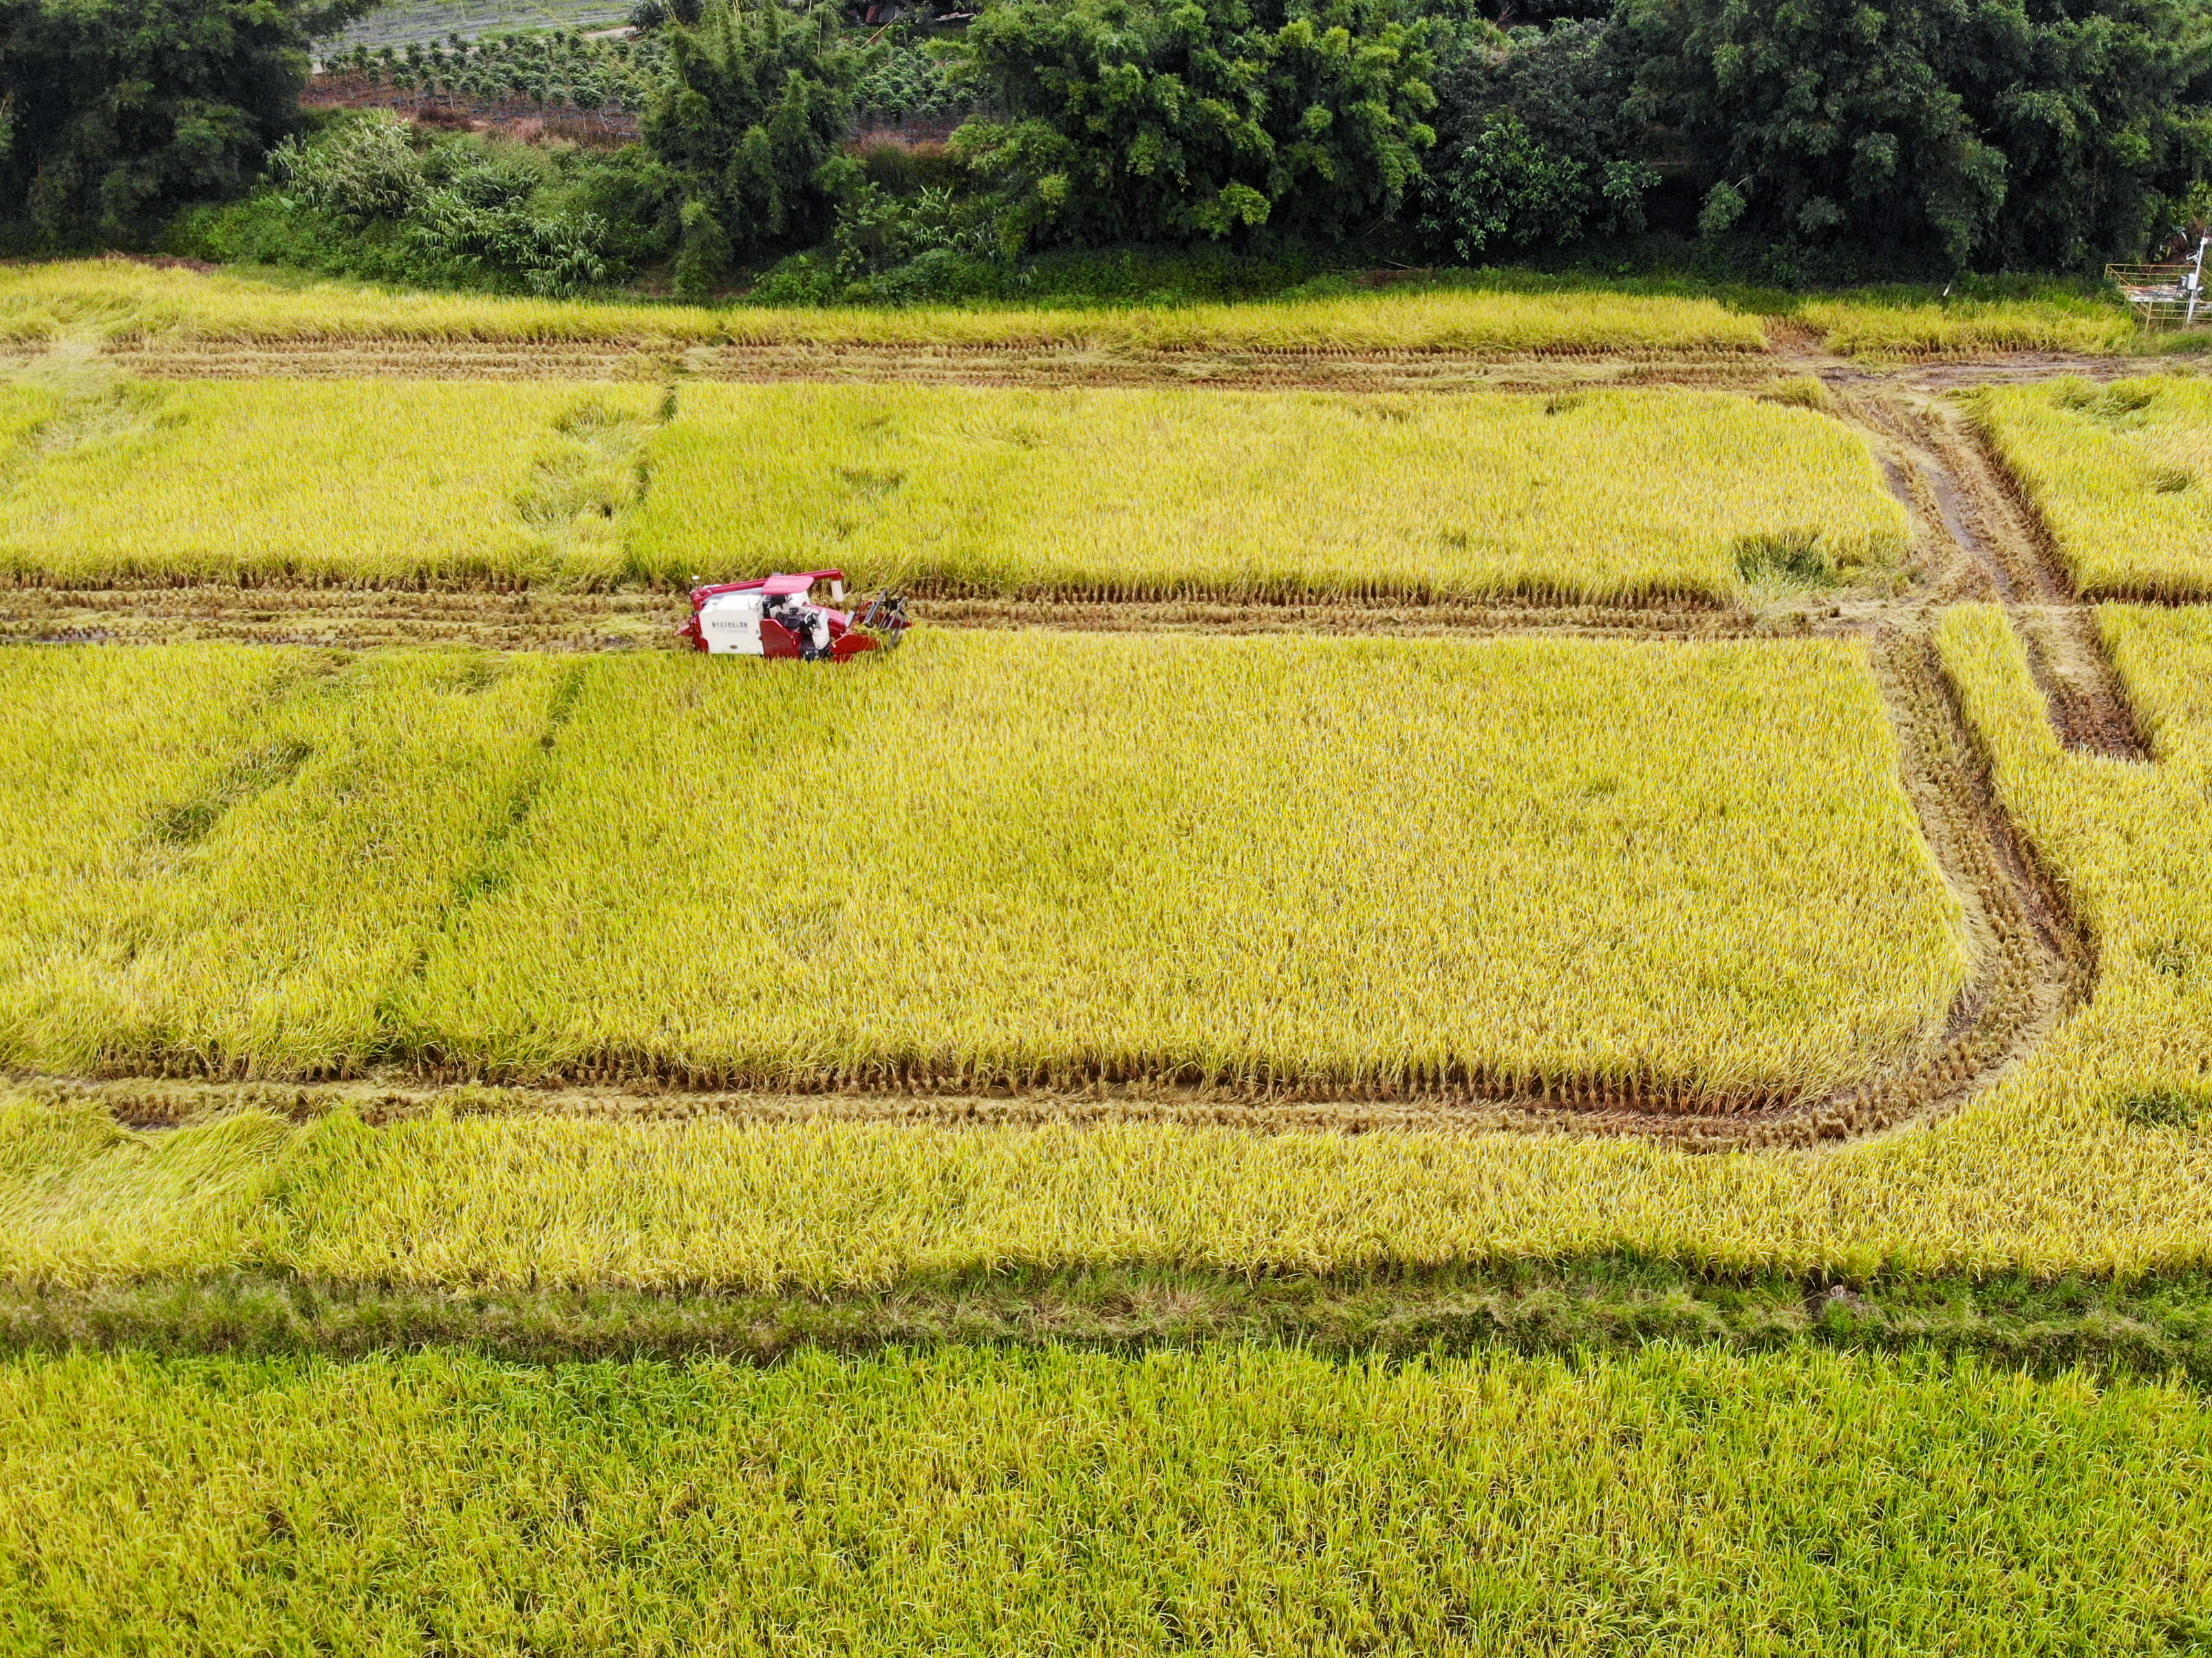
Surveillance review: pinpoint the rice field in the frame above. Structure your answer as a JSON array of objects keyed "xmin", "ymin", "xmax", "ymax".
[
  {"xmin": 2, "ymin": 250, "xmax": 2206, "ymax": 1651},
  {"xmin": 1970, "ymin": 376, "xmax": 2212, "ymax": 599},
  {"xmin": 0, "ymin": 259, "xmax": 1772, "ymax": 354},
  {"xmin": 629, "ymin": 384, "xmax": 1909, "ymax": 603},
  {"xmin": 0, "ymin": 647, "xmax": 568, "ymax": 1077},
  {"xmin": 0, "ymin": 1344, "xmax": 2204, "ymax": 1656},
  {"xmin": 0, "ymin": 632, "xmax": 1964, "ymax": 1099},
  {"xmin": 0, "ymin": 378, "xmax": 656, "ymax": 587},
  {"xmin": 0, "ymin": 377, "xmax": 1907, "ymax": 600},
  {"xmin": 1801, "ymin": 297, "xmax": 2141, "ymax": 358},
  {"xmin": 10, "ymin": 605, "xmax": 2212, "ymax": 1289}
]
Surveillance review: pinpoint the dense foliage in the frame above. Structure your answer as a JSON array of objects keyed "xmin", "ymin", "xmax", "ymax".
[
  {"xmin": 0, "ymin": 0, "xmax": 370, "ymax": 247},
  {"xmin": 1422, "ymin": 19, "xmax": 1658, "ymax": 260},
  {"xmin": 21, "ymin": 0, "xmax": 2212, "ymax": 283},
  {"xmin": 1615, "ymin": 0, "xmax": 2212, "ymax": 272},
  {"xmin": 643, "ymin": 0, "xmax": 857, "ymax": 294},
  {"xmin": 852, "ymin": 35, "xmax": 968, "ymax": 123},
  {"xmin": 949, "ymin": 0, "xmax": 1438, "ymax": 252},
  {"xmin": 185, "ymin": 112, "xmax": 677, "ymax": 294}
]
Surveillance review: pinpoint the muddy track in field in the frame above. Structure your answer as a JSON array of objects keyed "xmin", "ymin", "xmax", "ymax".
[{"xmin": 0, "ymin": 367, "xmax": 2163, "ymax": 1148}]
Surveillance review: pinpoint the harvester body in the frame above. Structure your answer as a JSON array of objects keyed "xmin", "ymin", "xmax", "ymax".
[{"xmin": 679, "ymin": 570, "xmax": 908, "ymax": 661}]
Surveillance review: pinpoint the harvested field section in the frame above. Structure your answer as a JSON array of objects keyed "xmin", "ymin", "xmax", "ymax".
[
  {"xmin": 2, "ymin": 1346, "xmax": 2209, "ymax": 1655},
  {"xmin": 2, "ymin": 260, "xmax": 1770, "ymax": 355},
  {"xmin": 630, "ymin": 383, "xmax": 1909, "ymax": 604},
  {"xmin": 0, "ymin": 646, "xmax": 566, "ymax": 1077},
  {"xmin": 1968, "ymin": 376, "xmax": 2212, "ymax": 600},
  {"xmin": 396, "ymin": 630, "xmax": 1968, "ymax": 1101},
  {"xmin": 0, "ymin": 379, "xmax": 658, "ymax": 588}
]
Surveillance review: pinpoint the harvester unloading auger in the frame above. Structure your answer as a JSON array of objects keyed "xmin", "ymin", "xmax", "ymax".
[{"xmin": 678, "ymin": 570, "xmax": 910, "ymax": 661}]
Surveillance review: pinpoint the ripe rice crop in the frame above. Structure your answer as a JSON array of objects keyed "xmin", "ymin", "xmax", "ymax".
[
  {"xmin": 0, "ymin": 383, "xmax": 54, "ymax": 456},
  {"xmin": 1803, "ymin": 297, "xmax": 2139, "ymax": 358},
  {"xmin": 1, "ymin": 1345, "xmax": 2206, "ymax": 1655},
  {"xmin": 0, "ymin": 645, "xmax": 566, "ymax": 1078},
  {"xmin": 0, "ymin": 259, "xmax": 1770, "ymax": 354},
  {"xmin": 629, "ymin": 383, "xmax": 1909, "ymax": 603},
  {"xmin": 393, "ymin": 630, "xmax": 1964, "ymax": 1099},
  {"xmin": 1942, "ymin": 603, "xmax": 2212, "ymax": 1106},
  {"xmin": 12, "ymin": 608, "xmax": 2212, "ymax": 1289},
  {"xmin": 1969, "ymin": 376, "xmax": 2212, "ymax": 599},
  {"xmin": 0, "ymin": 378, "xmax": 657, "ymax": 588},
  {"xmin": 0, "ymin": 634, "xmax": 1964, "ymax": 1099}
]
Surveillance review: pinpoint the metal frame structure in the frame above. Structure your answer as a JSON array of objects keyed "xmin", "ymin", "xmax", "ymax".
[{"xmin": 2107, "ymin": 236, "xmax": 2212, "ymax": 327}]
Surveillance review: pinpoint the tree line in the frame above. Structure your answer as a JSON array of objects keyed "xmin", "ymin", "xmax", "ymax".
[{"xmin": 4, "ymin": 0, "xmax": 2209, "ymax": 290}]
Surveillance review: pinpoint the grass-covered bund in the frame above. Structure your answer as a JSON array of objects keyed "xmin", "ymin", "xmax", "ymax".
[{"xmin": 0, "ymin": 257, "xmax": 2173, "ymax": 358}]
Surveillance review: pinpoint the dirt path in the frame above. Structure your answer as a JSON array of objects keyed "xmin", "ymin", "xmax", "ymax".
[
  {"xmin": 0, "ymin": 365, "xmax": 2174, "ymax": 1149},
  {"xmin": 1829, "ymin": 382, "xmax": 2154, "ymax": 760}
]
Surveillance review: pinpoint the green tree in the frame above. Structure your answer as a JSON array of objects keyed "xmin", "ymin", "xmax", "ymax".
[
  {"xmin": 0, "ymin": 0, "xmax": 372, "ymax": 246},
  {"xmin": 1423, "ymin": 19, "xmax": 1660, "ymax": 257},
  {"xmin": 1617, "ymin": 0, "xmax": 2212, "ymax": 270},
  {"xmin": 643, "ymin": 0, "xmax": 855, "ymax": 296},
  {"xmin": 950, "ymin": 0, "xmax": 1437, "ymax": 252}
]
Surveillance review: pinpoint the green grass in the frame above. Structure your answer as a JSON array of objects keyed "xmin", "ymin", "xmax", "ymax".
[
  {"xmin": 0, "ymin": 1344, "xmax": 2208, "ymax": 1655},
  {"xmin": 12, "ymin": 1253, "xmax": 2212, "ymax": 1380}
]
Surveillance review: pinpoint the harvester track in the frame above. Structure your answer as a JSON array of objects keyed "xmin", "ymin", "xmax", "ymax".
[{"xmin": 0, "ymin": 369, "xmax": 2165, "ymax": 1150}]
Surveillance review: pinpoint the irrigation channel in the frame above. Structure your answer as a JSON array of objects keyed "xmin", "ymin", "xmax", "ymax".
[{"xmin": 1, "ymin": 352, "xmax": 2174, "ymax": 1150}]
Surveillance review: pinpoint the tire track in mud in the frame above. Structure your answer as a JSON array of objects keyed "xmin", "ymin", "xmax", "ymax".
[{"xmin": 1832, "ymin": 383, "xmax": 2153, "ymax": 762}]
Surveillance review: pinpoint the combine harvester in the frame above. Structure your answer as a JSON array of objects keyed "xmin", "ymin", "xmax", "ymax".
[{"xmin": 678, "ymin": 570, "xmax": 910, "ymax": 662}]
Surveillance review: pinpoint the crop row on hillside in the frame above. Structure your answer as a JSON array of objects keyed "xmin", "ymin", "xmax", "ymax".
[
  {"xmin": 6, "ymin": 608, "xmax": 2207, "ymax": 1286},
  {"xmin": 1970, "ymin": 375, "xmax": 2212, "ymax": 599},
  {"xmin": 0, "ymin": 378, "xmax": 1909, "ymax": 602},
  {"xmin": 0, "ymin": 632, "xmax": 1963, "ymax": 1101},
  {"xmin": 0, "ymin": 261, "xmax": 1770, "ymax": 354},
  {"xmin": 1, "ymin": 1344, "xmax": 2206, "ymax": 1655}
]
